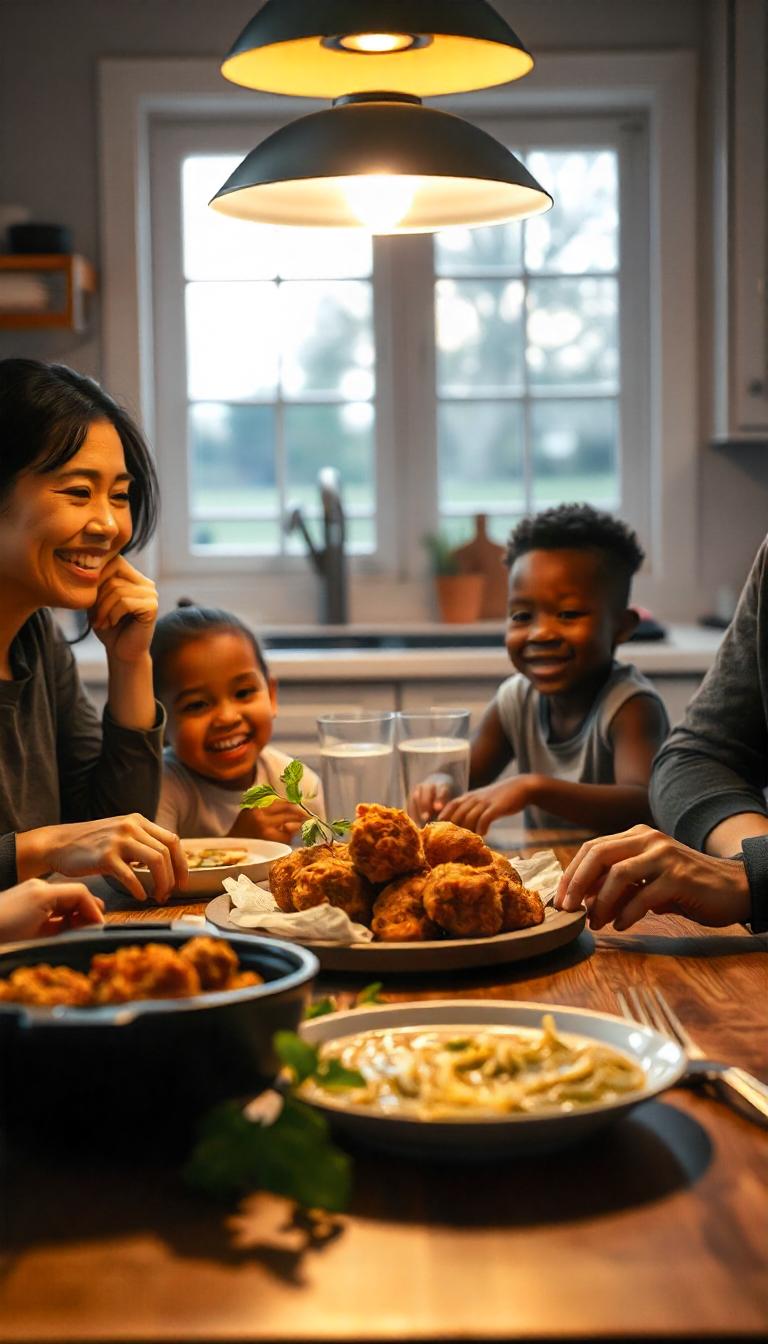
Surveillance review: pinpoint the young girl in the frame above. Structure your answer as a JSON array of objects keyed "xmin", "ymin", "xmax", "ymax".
[{"xmin": 151, "ymin": 606, "xmax": 324, "ymax": 841}]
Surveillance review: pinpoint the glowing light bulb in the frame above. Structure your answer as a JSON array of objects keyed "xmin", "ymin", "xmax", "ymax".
[
  {"xmin": 341, "ymin": 174, "xmax": 417, "ymax": 231},
  {"xmin": 339, "ymin": 32, "xmax": 416, "ymax": 54}
]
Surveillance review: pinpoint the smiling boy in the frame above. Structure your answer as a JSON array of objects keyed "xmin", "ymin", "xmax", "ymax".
[{"xmin": 439, "ymin": 504, "xmax": 669, "ymax": 835}]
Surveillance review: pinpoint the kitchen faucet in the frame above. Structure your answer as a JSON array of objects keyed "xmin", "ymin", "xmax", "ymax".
[{"xmin": 284, "ymin": 466, "xmax": 349, "ymax": 625}]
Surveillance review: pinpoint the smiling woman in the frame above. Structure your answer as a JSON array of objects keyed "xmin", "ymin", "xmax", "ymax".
[{"xmin": 0, "ymin": 359, "xmax": 187, "ymax": 907}]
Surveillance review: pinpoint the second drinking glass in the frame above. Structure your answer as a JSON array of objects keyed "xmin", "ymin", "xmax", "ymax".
[{"xmin": 396, "ymin": 709, "xmax": 471, "ymax": 822}]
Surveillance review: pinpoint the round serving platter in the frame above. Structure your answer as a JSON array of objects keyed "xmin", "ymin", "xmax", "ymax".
[{"xmin": 204, "ymin": 894, "xmax": 586, "ymax": 972}]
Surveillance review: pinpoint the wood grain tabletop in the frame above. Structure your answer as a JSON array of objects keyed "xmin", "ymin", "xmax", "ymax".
[{"xmin": 1, "ymin": 838, "xmax": 767, "ymax": 1343}]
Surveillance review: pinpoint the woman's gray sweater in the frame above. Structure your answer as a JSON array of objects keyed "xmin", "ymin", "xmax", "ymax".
[
  {"xmin": 0, "ymin": 609, "xmax": 164, "ymax": 887},
  {"xmin": 650, "ymin": 539, "xmax": 768, "ymax": 847}
]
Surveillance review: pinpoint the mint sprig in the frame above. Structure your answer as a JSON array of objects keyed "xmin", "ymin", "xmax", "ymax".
[{"xmin": 241, "ymin": 759, "xmax": 351, "ymax": 846}]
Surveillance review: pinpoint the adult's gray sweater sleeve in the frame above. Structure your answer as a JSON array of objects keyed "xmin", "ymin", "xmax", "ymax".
[{"xmin": 650, "ymin": 538, "xmax": 768, "ymax": 848}]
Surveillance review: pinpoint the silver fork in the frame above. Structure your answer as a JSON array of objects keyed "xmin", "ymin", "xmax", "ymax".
[{"xmin": 617, "ymin": 985, "xmax": 768, "ymax": 1126}]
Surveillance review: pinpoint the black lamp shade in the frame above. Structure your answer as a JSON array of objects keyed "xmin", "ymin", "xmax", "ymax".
[
  {"xmin": 209, "ymin": 97, "xmax": 553, "ymax": 233},
  {"xmin": 221, "ymin": 0, "xmax": 533, "ymax": 97}
]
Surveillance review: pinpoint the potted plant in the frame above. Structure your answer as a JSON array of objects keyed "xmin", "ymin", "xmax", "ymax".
[{"xmin": 422, "ymin": 533, "xmax": 485, "ymax": 624}]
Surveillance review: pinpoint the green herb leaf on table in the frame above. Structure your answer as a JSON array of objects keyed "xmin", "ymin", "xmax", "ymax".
[
  {"xmin": 305, "ymin": 996, "xmax": 337, "ymax": 1020},
  {"xmin": 274, "ymin": 1030, "xmax": 318, "ymax": 1084},
  {"xmin": 184, "ymin": 1095, "xmax": 352, "ymax": 1212},
  {"xmin": 355, "ymin": 981, "xmax": 383, "ymax": 1005},
  {"xmin": 315, "ymin": 1058, "xmax": 366, "ymax": 1092}
]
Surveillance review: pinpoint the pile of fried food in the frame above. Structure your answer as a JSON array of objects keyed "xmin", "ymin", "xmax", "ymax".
[
  {"xmin": 269, "ymin": 804, "xmax": 545, "ymax": 942},
  {"xmin": 0, "ymin": 937, "xmax": 261, "ymax": 1008}
]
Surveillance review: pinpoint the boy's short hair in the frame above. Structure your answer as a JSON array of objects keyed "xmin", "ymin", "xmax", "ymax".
[
  {"xmin": 151, "ymin": 603, "xmax": 270, "ymax": 699},
  {"xmin": 505, "ymin": 504, "xmax": 644, "ymax": 608}
]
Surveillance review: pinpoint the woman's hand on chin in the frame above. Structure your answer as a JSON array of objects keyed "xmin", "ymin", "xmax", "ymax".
[
  {"xmin": 16, "ymin": 815, "xmax": 188, "ymax": 905},
  {"xmin": 90, "ymin": 555, "xmax": 158, "ymax": 664}
]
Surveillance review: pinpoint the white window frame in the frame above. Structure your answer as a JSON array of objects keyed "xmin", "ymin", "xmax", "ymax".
[{"xmin": 99, "ymin": 51, "xmax": 697, "ymax": 620}]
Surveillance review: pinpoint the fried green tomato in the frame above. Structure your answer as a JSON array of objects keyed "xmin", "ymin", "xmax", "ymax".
[
  {"xmin": 348, "ymin": 803, "xmax": 425, "ymax": 884},
  {"xmin": 422, "ymin": 862, "xmax": 503, "ymax": 939},
  {"xmin": 422, "ymin": 820, "xmax": 494, "ymax": 869},
  {"xmin": 371, "ymin": 872, "xmax": 439, "ymax": 942},
  {"xmin": 292, "ymin": 849, "xmax": 374, "ymax": 923},
  {"xmin": 0, "ymin": 964, "xmax": 93, "ymax": 1007}
]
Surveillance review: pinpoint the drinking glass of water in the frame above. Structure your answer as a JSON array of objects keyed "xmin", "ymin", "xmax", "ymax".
[
  {"xmin": 317, "ymin": 711, "xmax": 396, "ymax": 822},
  {"xmin": 396, "ymin": 709, "xmax": 471, "ymax": 822}
]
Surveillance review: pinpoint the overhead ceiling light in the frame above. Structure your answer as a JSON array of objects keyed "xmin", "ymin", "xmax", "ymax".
[
  {"xmin": 221, "ymin": 0, "xmax": 533, "ymax": 98},
  {"xmin": 209, "ymin": 94, "xmax": 553, "ymax": 234}
]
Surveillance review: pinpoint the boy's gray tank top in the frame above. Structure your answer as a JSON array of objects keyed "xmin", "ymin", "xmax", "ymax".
[{"xmin": 494, "ymin": 660, "xmax": 668, "ymax": 830}]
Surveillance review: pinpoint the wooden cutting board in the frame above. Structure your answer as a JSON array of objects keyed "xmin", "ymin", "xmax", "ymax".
[{"xmin": 451, "ymin": 514, "xmax": 509, "ymax": 619}]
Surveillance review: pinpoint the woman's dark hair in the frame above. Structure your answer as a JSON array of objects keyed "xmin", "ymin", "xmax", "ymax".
[
  {"xmin": 505, "ymin": 503, "xmax": 645, "ymax": 607},
  {"xmin": 151, "ymin": 604, "xmax": 270, "ymax": 699},
  {"xmin": 0, "ymin": 358, "xmax": 159, "ymax": 550}
]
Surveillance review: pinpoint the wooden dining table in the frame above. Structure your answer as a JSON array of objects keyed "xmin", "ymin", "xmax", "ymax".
[{"xmin": 1, "ymin": 835, "xmax": 766, "ymax": 1343}]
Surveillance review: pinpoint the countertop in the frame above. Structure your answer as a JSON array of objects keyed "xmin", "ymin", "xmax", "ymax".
[{"xmin": 72, "ymin": 622, "xmax": 724, "ymax": 684}]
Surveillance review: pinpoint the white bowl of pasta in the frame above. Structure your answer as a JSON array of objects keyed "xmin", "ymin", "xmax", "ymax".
[{"xmin": 299, "ymin": 1000, "xmax": 686, "ymax": 1158}]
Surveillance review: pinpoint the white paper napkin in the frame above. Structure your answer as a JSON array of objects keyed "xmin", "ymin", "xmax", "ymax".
[
  {"xmin": 223, "ymin": 874, "xmax": 373, "ymax": 944},
  {"xmin": 222, "ymin": 849, "xmax": 562, "ymax": 945}
]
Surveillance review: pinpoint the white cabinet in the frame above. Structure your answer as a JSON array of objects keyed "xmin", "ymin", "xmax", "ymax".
[{"xmin": 712, "ymin": 0, "xmax": 768, "ymax": 439}]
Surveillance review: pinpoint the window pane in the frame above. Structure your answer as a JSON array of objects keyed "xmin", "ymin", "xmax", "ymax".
[
  {"xmin": 189, "ymin": 403, "xmax": 277, "ymax": 518},
  {"xmin": 186, "ymin": 282, "xmax": 279, "ymax": 399},
  {"xmin": 531, "ymin": 399, "xmax": 618, "ymax": 509},
  {"xmin": 527, "ymin": 276, "xmax": 618, "ymax": 392},
  {"xmin": 434, "ymin": 220, "xmax": 523, "ymax": 275},
  {"xmin": 183, "ymin": 157, "xmax": 280, "ymax": 280},
  {"xmin": 436, "ymin": 279, "xmax": 525, "ymax": 394},
  {"xmin": 284, "ymin": 404, "xmax": 376, "ymax": 547},
  {"xmin": 275, "ymin": 230, "xmax": 372, "ymax": 280},
  {"xmin": 438, "ymin": 402, "xmax": 525, "ymax": 516},
  {"xmin": 279, "ymin": 281, "xmax": 374, "ymax": 399},
  {"xmin": 524, "ymin": 150, "xmax": 618, "ymax": 274},
  {"xmin": 191, "ymin": 518, "xmax": 282, "ymax": 552}
]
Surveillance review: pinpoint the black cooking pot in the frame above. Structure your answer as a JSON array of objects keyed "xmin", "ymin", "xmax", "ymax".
[{"xmin": 0, "ymin": 926, "xmax": 318, "ymax": 1148}]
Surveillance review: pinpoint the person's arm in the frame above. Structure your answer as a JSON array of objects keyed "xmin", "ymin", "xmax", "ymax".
[
  {"xmin": 442, "ymin": 695, "xmax": 667, "ymax": 837},
  {"xmin": 0, "ymin": 879, "xmax": 104, "ymax": 942},
  {"xmin": 651, "ymin": 539, "xmax": 768, "ymax": 848},
  {"xmin": 468, "ymin": 700, "xmax": 516, "ymax": 787},
  {"xmin": 51, "ymin": 620, "xmax": 164, "ymax": 824}
]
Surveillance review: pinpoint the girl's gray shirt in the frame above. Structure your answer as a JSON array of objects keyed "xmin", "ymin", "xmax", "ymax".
[{"xmin": 495, "ymin": 660, "xmax": 668, "ymax": 830}]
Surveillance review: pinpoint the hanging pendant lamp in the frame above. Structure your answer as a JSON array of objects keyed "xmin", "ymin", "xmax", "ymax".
[
  {"xmin": 221, "ymin": 0, "xmax": 533, "ymax": 99},
  {"xmin": 209, "ymin": 93, "xmax": 553, "ymax": 233}
]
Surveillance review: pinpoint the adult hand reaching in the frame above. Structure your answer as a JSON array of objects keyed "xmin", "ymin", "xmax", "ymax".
[
  {"xmin": 0, "ymin": 879, "xmax": 105, "ymax": 942},
  {"xmin": 17, "ymin": 815, "xmax": 188, "ymax": 905},
  {"xmin": 554, "ymin": 824, "xmax": 751, "ymax": 930}
]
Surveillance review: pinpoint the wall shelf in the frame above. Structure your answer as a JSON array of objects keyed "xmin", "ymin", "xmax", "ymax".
[{"xmin": 0, "ymin": 253, "xmax": 96, "ymax": 332}]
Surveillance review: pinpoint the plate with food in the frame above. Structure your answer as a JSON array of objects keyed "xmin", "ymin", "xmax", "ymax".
[
  {"xmin": 205, "ymin": 807, "xmax": 586, "ymax": 970},
  {"xmin": 128, "ymin": 836, "xmax": 292, "ymax": 899},
  {"xmin": 297, "ymin": 1000, "xmax": 686, "ymax": 1157}
]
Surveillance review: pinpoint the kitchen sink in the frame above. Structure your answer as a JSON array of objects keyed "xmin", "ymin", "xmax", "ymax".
[
  {"xmin": 262, "ymin": 632, "xmax": 503, "ymax": 651},
  {"xmin": 261, "ymin": 615, "xmax": 666, "ymax": 653}
]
